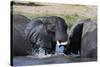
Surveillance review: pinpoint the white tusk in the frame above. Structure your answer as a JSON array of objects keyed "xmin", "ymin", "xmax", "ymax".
[
  {"xmin": 56, "ymin": 41, "xmax": 61, "ymax": 46},
  {"xmin": 61, "ymin": 41, "xmax": 68, "ymax": 45}
]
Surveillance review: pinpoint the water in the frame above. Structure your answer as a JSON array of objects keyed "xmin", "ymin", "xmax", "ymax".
[
  {"xmin": 32, "ymin": 47, "xmax": 53, "ymax": 58},
  {"xmin": 36, "ymin": 47, "xmax": 45, "ymax": 57},
  {"xmin": 31, "ymin": 43, "xmax": 65, "ymax": 58},
  {"xmin": 55, "ymin": 44, "xmax": 64, "ymax": 54},
  {"xmin": 13, "ymin": 55, "xmax": 96, "ymax": 66},
  {"xmin": 13, "ymin": 44, "xmax": 97, "ymax": 66}
]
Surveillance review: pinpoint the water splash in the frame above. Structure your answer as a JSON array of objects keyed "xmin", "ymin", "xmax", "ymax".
[
  {"xmin": 32, "ymin": 41, "xmax": 66, "ymax": 58},
  {"xmin": 38, "ymin": 47, "xmax": 45, "ymax": 57},
  {"xmin": 32, "ymin": 47, "xmax": 52, "ymax": 58}
]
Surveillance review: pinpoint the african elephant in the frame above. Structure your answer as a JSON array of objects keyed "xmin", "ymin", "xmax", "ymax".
[
  {"xmin": 12, "ymin": 15, "xmax": 68, "ymax": 56},
  {"xmin": 12, "ymin": 14, "xmax": 32, "ymax": 56},
  {"xmin": 64, "ymin": 19, "xmax": 97, "ymax": 58},
  {"xmin": 25, "ymin": 16, "xmax": 68, "ymax": 55}
]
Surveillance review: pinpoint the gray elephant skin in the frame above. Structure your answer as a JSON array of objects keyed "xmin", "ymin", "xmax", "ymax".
[
  {"xmin": 12, "ymin": 15, "xmax": 68, "ymax": 56},
  {"xmin": 25, "ymin": 16, "xmax": 68, "ymax": 55},
  {"xmin": 12, "ymin": 14, "xmax": 32, "ymax": 56},
  {"xmin": 65, "ymin": 19, "xmax": 97, "ymax": 58}
]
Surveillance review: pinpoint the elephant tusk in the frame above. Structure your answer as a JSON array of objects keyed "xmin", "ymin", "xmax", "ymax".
[
  {"xmin": 56, "ymin": 41, "xmax": 61, "ymax": 46},
  {"xmin": 56, "ymin": 41, "xmax": 68, "ymax": 46},
  {"xmin": 60, "ymin": 41, "xmax": 68, "ymax": 45}
]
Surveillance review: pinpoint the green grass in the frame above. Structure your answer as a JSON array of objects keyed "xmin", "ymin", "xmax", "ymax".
[{"xmin": 64, "ymin": 14, "xmax": 79, "ymax": 28}]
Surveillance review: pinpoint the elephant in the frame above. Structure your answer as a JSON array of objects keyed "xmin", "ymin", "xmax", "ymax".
[
  {"xmin": 64, "ymin": 19, "xmax": 97, "ymax": 58},
  {"xmin": 12, "ymin": 14, "xmax": 32, "ymax": 56},
  {"xmin": 81, "ymin": 20, "xmax": 97, "ymax": 58},
  {"xmin": 12, "ymin": 15, "xmax": 68, "ymax": 56},
  {"xmin": 25, "ymin": 16, "xmax": 68, "ymax": 55}
]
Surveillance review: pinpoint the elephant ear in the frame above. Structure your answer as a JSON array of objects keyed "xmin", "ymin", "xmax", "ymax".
[
  {"xmin": 25, "ymin": 20, "xmax": 43, "ymax": 38},
  {"xmin": 25, "ymin": 19, "xmax": 51, "ymax": 47}
]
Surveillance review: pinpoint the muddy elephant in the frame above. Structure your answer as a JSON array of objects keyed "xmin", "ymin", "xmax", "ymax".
[
  {"xmin": 65, "ymin": 19, "xmax": 97, "ymax": 58},
  {"xmin": 25, "ymin": 16, "xmax": 68, "ymax": 55},
  {"xmin": 12, "ymin": 15, "xmax": 68, "ymax": 56}
]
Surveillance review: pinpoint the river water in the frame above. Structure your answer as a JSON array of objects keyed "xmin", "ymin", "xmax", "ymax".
[
  {"xmin": 13, "ymin": 44, "xmax": 96, "ymax": 66},
  {"xmin": 13, "ymin": 55, "xmax": 96, "ymax": 66}
]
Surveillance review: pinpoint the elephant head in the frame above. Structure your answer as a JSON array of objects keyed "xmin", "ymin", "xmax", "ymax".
[
  {"xmin": 38, "ymin": 16, "xmax": 68, "ymax": 42},
  {"xmin": 25, "ymin": 16, "xmax": 68, "ymax": 55}
]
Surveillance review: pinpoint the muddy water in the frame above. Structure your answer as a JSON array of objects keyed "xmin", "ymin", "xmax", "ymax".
[{"xmin": 13, "ymin": 55, "xmax": 96, "ymax": 66}]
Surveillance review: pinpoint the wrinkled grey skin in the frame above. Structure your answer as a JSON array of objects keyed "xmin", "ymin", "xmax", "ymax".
[
  {"xmin": 81, "ymin": 20, "xmax": 97, "ymax": 58},
  {"xmin": 25, "ymin": 16, "xmax": 68, "ymax": 55},
  {"xmin": 65, "ymin": 19, "xmax": 97, "ymax": 58},
  {"xmin": 12, "ymin": 14, "xmax": 32, "ymax": 56},
  {"xmin": 13, "ymin": 15, "xmax": 68, "ymax": 56}
]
